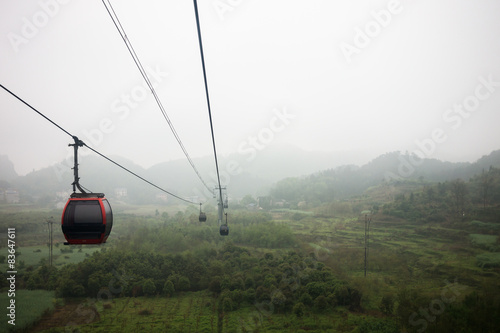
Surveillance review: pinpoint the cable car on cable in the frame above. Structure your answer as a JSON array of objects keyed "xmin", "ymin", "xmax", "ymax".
[
  {"xmin": 219, "ymin": 224, "xmax": 229, "ymax": 236},
  {"xmin": 199, "ymin": 212, "xmax": 207, "ymax": 222},
  {"xmin": 219, "ymin": 212, "xmax": 229, "ymax": 236},
  {"xmin": 199, "ymin": 203, "xmax": 207, "ymax": 222},
  {"xmin": 61, "ymin": 137, "xmax": 113, "ymax": 245}
]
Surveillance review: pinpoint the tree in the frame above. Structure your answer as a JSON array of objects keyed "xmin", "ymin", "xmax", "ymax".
[
  {"xmin": 240, "ymin": 194, "xmax": 257, "ymax": 206},
  {"xmin": 424, "ymin": 186, "xmax": 435, "ymax": 204},
  {"xmin": 57, "ymin": 279, "xmax": 85, "ymax": 298},
  {"xmin": 220, "ymin": 276, "xmax": 231, "ymax": 291},
  {"xmin": 450, "ymin": 179, "xmax": 467, "ymax": 217},
  {"xmin": 232, "ymin": 277, "xmax": 245, "ymax": 291},
  {"xmin": 299, "ymin": 292, "xmax": 313, "ymax": 306},
  {"xmin": 271, "ymin": 290, "xmax": 286, "ymax": 312},
  {"xmin": 177, "ymin": 276, "xmax": 190, "ymax": 291},
  {"xmin": 314, "ymin": 295, "xmax": 328, "ymax": 312},
  {"xmin": 209, "ymin": 278, "xmax": 222, "ymax": 294},
  {"xmin": 293, "ymin": 302, "xmax": 305, "ymax": 318},
  {"xmin": 143, "ymin": 279, "xmax": 156, "ymax": 296},
  {"xmin": 380, "ymin": 294, "xmax": 394, "ymax": 315},
  {"xmin": 479, "ymin": 169, "xmax": 494, "ymax": 208},
  {"xmin": 258, "ymin": 196, "xmax": 273, "ymax": 210},
  {"xmin": 222, "ymin": 297, "xmax": 233, "ymax": 312},
  {"xmin": 244, "ymin": 288, "xmax": 256, "ymax": 303},
  {"xmin": 87, "ymin": 274, "xmax": 102, "ymax": 296},
  {"xmin": 244, "ymin": 276, "xmax": 255, "ymax": 290},
  {"xmin": 163, "ymin": 280, "xmax": 175, "ymax": 297}
]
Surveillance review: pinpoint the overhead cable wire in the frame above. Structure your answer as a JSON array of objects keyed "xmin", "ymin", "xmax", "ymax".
[
  {"xmin": 0, "ymin": 83, "xmax": 198, "ymax": 205},
  {"xmin": 1, "ymin": 84, "xmax": 73, "ymax": 138},
  {"xmin": 192, "ymin": 0, "xmax": 224, "ymax": 205},
  {"xmin": 83, "ymin": 145, "xmax": 196, "ymax": 204},
  {"xmin": 101, "ymin": 0, "xmax": 213, "ymax": 194}
]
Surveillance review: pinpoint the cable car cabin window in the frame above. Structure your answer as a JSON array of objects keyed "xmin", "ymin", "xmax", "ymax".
[
  {"xmin": 62, "ymin": 199, "xmax": 109, "ymax": 242},
  {"xmin": 65, "ymin": 201, "xmax": 103, "ymax": 225}
]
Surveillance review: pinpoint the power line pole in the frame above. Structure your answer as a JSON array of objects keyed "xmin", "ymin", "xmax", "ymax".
[
  {"xmin": 364, "ymin": 214, "xmax": 372, "ymax": 277},
  {"xmin": 46, "ymin": 217, "xmax": 54, "ymax": 267}
]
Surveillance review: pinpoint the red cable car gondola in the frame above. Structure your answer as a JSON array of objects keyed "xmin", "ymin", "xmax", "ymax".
[
  {"xmin": 62, "ymin": 193, "xmax": 113, "ymax": 245},
  {"xmin": 61, "ymin": 136, "xmax": 113, "ymax": 245}
]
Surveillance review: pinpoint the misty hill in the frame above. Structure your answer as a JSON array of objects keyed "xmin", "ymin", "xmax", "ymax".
[
  {"xmin": 0, "ymin": 155, "xmax": 18, "ymax": 183},
  {"xmin": 8, "ymin": 144, "xmax": 352, "ymax": 203},
  {"xmin": 6, "ymin": 147, "xmax": 500, "ymax": 205},
  {"xmin": 146, "ymin": 144, "xmax": 365, "ymax": 198},
  {"xmin": 271, "ymin": 150, "xmax": 500, "ymax": 204}
]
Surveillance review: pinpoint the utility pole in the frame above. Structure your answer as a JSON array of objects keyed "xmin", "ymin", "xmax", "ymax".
[
  {"xmin": 214, "ymin": 186, "xmax": 227, "ymax": 224},
  {"xmin": 46, "ymin": 217, "xmax": 54, "ymax": 267},
  {"xmin": 364, "ymin": 214, "xmax": 372, "ymax": 277}
]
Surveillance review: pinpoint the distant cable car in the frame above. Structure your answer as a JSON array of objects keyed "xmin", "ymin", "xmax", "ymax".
[
  {"xmin": 199, "ymin": 212, "xmax": 207, "ymax": 222},
  {"xmin": 199, "ymin": 203, "xmax": 207, "ymax": 222},
  {"xmin": 61, "ymin": 136, "xmax": 113, "ymax": 245},
  {"xmin": 219, "ymin": 224, "xmax": 229, "ymax": 236},
  {"xmin": 62, "ymin": 193, "xmax": 113, "ymax": 245}
]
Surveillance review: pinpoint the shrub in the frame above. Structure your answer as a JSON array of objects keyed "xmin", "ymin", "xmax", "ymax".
[
  {"xmin": 222, "ymin": 297, "xmax": 233, "ymax": 312},
  {"xmin": 314, "ymin": 295, "xmax": 328, "ymax": 311},
  {"xmin": 358, "ymin": 317, "xmax": 399, "ymax": 333},
  {"xmin": 143, "ymin": 279, "xmax": 156, "ymax": 296},
  {"xmin": 476, "ymin": 253, "xmax": 500, "ymax": 268},
  {"xmin": 163, "ymin": 280, "xmax": 175, "ymax": 297},
  {"xmin": 293, "ymin": 302, "xmax": 305, "ymax": 318},
  {"xmin": 299, "ymin": 292, "xmax": 313, "ymax": 306},
  {"xmin": 138, "ymin": 308, "xmax": 152, "ymax": 315},
  {"xmin": 379, "ymin": 294, "xmax": 394, "ymax": 315}
]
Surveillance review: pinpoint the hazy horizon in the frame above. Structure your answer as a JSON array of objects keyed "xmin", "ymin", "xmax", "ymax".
[{"xmin": 2, "ymin": 142, "xmax": 499, "ymax": 178}]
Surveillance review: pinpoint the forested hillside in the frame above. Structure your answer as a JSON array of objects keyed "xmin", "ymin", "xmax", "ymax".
[{"xmin": 271, "ymin": 150, "xmax": 500, "ymax": 206}]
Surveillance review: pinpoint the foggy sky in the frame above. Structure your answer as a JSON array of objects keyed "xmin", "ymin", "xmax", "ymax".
[{"xmin": 1, "ymin": 0, "xmax": 500, "ymax": 176}]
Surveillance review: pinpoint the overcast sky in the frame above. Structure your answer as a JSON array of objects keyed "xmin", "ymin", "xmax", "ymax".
[{"xmin": 1, "ymin": 0, "xmax": 500, "ymax": 176}]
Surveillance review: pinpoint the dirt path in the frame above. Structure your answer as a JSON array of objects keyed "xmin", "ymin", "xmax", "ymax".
[{"xmin": 31, "ymin": 301, "xmax": 100, "ymax": 332}]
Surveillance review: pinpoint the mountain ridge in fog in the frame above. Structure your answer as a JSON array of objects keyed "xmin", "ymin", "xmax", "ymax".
[{"xmin": 2, "ymin": 146, "xmax": 500, "ymax": 203}]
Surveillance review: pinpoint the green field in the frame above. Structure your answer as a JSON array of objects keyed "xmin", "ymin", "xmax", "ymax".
[
  {"xmin": 31, "ymin": 292, "xmax": 398, "ymax": 333},
  {"xmin": 470, "ymin": 233, "xmax": 500, "ymax": 251},
  {"xmin": 0, "ymin": 290, "xmax": 56, "ymax": 332},
  {"xmin": 0, "ymin": 245, "xmax": 102, "ymax": 272}
]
